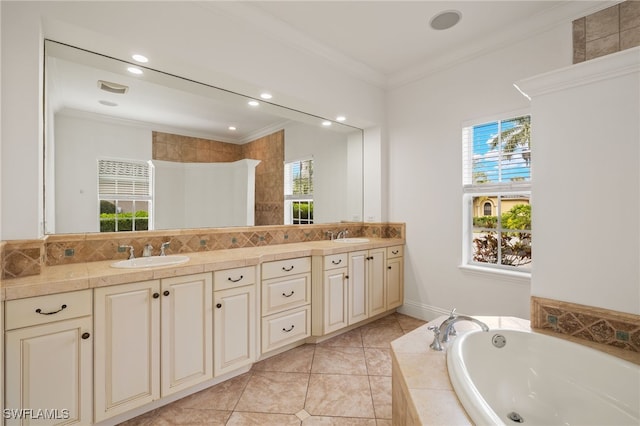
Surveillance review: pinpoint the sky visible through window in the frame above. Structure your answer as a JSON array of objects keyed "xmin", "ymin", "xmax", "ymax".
[{"xmin": 472, "ymin": 117, "xmax": 531, "ymax": 183}]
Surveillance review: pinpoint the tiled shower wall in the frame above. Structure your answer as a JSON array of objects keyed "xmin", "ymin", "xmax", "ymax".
[
  {"xmin": 1, "ymin": 223, "xmax": 404, "ymax": 279},
  {"xmin": 573, "ymin": 0, "xmax": 640, "ymax": 63},
  {"xmin": 152, "ymin": 130, "xmax": 284, "ymax": 226}
]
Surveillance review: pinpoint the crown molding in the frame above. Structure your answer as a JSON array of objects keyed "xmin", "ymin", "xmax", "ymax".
[{"xmin": 515, "ymin": 46, "xmax": 640, "ymax": 99}]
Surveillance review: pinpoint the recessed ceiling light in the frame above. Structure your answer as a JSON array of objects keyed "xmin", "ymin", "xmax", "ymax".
[
  {"xmin": 260, "ymin": 93, "xmax": 272, "ymax": 100},
  {"xmin": 430, "ymin": 10, "xmax": 461, "ymax": 30},
  {"xmin": 322, "ymin": 121, "xmax": 332, "ymax": 127},
  {"xmin": 127, "ymin": 66, "xmax": 143, "ymax": 75},
  {"xmin": 248, "ymin": 100, "xmax": 259, "ymax": 107},
  {"xmin": 98, "ymin": 100, "xmax": 118, "ymax": 107},
  {"xmin": 131, "ymin": 54, "xmax": 148, "ymax": 63},
  {"xmin": 336, "ymin": 116, "xmax": 346, "ymax": 122},
  {"xmin": 228, "ymin": 126, "xmax": 237, "ymax": 131}
]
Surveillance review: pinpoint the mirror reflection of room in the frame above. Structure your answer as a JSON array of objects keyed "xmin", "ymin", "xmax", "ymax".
[{"xmin": 44, "ymin": 40, "xmax": 364, "ymax": 234}]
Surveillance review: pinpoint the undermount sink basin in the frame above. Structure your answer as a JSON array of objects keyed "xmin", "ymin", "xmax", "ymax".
[
  {"xmin": 333, "ymin": 238, "xmax": 370, "ymax": 244},
  {"xmin": 111, "ymin": 255, "xmax": 190, "ymax": 269}
]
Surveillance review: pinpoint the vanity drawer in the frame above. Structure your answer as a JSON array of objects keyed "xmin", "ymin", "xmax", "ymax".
[
  {"xmin": 5, "ymin": 290, "xmax": 92, "ymax": 331},
  {"xmin": 262, "ymin": 273, "xmax": 311, "ymax": 316},
  {"xmin": 261, "ymin": 305, "xmax": 310, "ymax": 353},
  {"xmin": 262, "ymin": 257, "xmax": 311, "ymax": 280},
  {"xmin": 387, "ymin": 246, "xmax": 403, "ymax": 259},
  {"xmin": 324, "ymin": 253, "xmax": 348, "ymax": 270},
  {"xmin": 214, "ymin": 266, "xmax": 256, "ymax": 291}
]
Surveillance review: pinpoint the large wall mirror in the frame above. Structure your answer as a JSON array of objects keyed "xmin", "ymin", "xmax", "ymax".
[{"xmin": 44, "ymin": 40, "xmax": 364, "ymax": 234}]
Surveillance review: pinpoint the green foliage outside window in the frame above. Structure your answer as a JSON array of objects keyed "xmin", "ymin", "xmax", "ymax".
[
  {"xmin": 100, "ymin": 211, "xmax": 149, "ymax": 232},
  {"xmin": 473, "ymin": 204, "xmax": 531, "ymax": 267}
]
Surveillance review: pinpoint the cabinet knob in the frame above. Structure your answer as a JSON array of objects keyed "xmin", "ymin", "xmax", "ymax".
[
  {"xmin": 153, "ymin": 293, "xmax": 160, "ymax": 299},
  {"xmin": 216, "ymin": 303, "xmax": 222, "ymax": 309},
  {"xmin": 163, "ymin": 290, "xmax": 170, "ymax": 296},
  {"xmin": 388, "ymin": 266, "xmax": 392, "ymax": 270},
  {"xmin": 345, "ymin": 275, "xmax": 349, "ymax": 279},
  {"xmin": 81, "ymin": 332, "xmax": 91, "ymax": 340}
]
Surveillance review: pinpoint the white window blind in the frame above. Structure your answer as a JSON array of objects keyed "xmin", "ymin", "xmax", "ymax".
[
  {"xmin": 98, "ymin": 159, "xmax": 152, "ymax": 200},
  {"xmin": 284, "ymin": 158, "xmax": 313, "ymax": 200}
]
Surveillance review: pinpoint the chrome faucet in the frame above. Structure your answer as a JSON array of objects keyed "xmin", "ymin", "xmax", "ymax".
[
  {"xmin": 120, "ymin": 245, "xmax": 135, "ymax": 259},
  {"xmin": 142, "ymin": 243, "xmax": 153, "ymax": 257},
  {"xmin": 160, "ymin": 241, "xmax": 170, "ymax": 256},
  {"xmin": 336, "ymin": 229, "xmax": 349, "ymax": 240},
  {"xmin": 438, "ymin": 309, "xmax": 489, "ymax": 343}
]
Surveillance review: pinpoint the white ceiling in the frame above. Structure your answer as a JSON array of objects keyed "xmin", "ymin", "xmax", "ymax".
[
  {"xmin": 225, "ymin": 1, "xmax": 608, "ymax": 87},
  {"xmin": 47, "ymin": 1, "xmax": 609, "ymax": 140}
]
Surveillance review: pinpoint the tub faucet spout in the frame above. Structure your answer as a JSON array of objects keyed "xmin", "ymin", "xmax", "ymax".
[{"xmin": 439, "ymin": 314, "xmax": 489, "ymax": 343}]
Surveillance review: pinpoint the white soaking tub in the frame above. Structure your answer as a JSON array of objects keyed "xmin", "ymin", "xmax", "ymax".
[{"xmin": 447, "ymin": 329, "xmax": 640, "ymax": 426}]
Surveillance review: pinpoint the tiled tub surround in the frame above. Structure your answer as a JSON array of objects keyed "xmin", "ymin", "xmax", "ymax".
[
  {"xmin": 1, "ymin": 236, "xmax": 403, "ymax": 301},
  {"xmin": 573, "ymin": 0, "xmax": 640, "ymax": 63},
  {"xmin": 391, "ymin": 316, "xmax": 639, "ymax": 426},
  {"xmin": 1, "ymin": 222, "xmax": 403, "ymax": 279}
]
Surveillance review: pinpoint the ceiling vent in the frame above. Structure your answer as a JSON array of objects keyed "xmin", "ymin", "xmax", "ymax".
[{"xmin": 98, "ymin": 80, "xmax": 129, "ymax": 95}]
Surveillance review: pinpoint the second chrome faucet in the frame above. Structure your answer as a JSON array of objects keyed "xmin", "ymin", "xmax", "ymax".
[{"xmin": 429, "ymin": 308, "xmax": 490, "ymax": 351}]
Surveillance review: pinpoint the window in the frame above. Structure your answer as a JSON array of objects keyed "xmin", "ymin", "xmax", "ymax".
[
  {"xmin": 462, "ymin": 115, "xmax": 531, "ymax": 272},
  {"xmin": 284, "ymin": 158, "xmax": 313, "ymax": 225},
  {"xmin": 98, "ymin": 159, "xmax": 153, "ymax": 232}
]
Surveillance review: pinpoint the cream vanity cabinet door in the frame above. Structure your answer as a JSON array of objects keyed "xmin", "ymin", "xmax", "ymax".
[
  {"xmin": 161, "ymin": 273, "xmax": 213, "ymax": 396},
  {"xmin": 314, "ymin": 253, "xmax": 349, "ymax": 334},
  {"xmin": 386, "ymin": 246, "xmax": 404, "ymax": 310},
  {"xmin": 94, "ymin": 280, "xmax": 161, "ymax": 422},
  {"xmin": 5, "ymin": 290, "xmax": 93, "ymax": 426},
  {"xmin": 364, "ymin": 248, "xmax": 387, "ymax": 317},
  {"xmin": 213, "ymin": 266, "xmax": 257, "ymax": 377}
]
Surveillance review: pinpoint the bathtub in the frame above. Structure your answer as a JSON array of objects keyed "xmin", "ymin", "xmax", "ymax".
[{"xmin": 447, "ymin": 329, "xmax": 640, "ymax": 426}]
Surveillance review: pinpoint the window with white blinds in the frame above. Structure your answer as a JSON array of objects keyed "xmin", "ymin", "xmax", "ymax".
[
  {"xmin": 98, "ymin": 159, "xmax": 153, "ymax": 232},
  {"xmin": 98, "ymin": 159, "xmax": 152, "ymax": 199},
  {"xmin": 462, "ymin": 114, "xmax": 532, "ymax": 273},
  {"xmin": 284, "ymin": 158, "xmax": 314, "ymax": 225}
]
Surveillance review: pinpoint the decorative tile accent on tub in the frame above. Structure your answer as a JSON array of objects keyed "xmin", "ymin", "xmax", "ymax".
[{"xmin": 531, "ymin": 296, "xmax": 640, "ymax": 353}]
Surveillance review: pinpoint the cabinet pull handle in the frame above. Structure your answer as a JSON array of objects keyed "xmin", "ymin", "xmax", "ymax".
[
  {"xmin": 35, "ymin": 304, "xmax": 67, "ymax": 315},
  {"xmin": 81, "ymin": 332, "xmax": 91, "ymax": 340},
  {"xmin": 331, "ymin": 259, "xmax": 342, "ymax": 265},
  {"xmin": 153, "ymin": 293, "xmax": 160, "ymax": 299},
  {"xmin": 163, "ymin": 290, "xmax": 170, "ymax": 296},
  {"xmin": 228, "ymin": 275, "xmax": 244, "ymax": 282},
  {"xmin": 282, "ymin": 290, "xmax": 295, "ymax": 298},
  {"xmin": 282, "ymin": 325, "xmax": 295, "ymax": 332},
  {"xmin": 282, "ymin": 265, "xmax": 294, "ymax": 272},
  {"xmin": 392, "ymin": 250, "xmax": 399, "ymax": 255},
  {"xmin": 216, "ymin": 303, "xmax": 222, "ymax": 309},
  {"xmin": 366, "ymin": 256, "xmax": 374, "ymax": 260}
]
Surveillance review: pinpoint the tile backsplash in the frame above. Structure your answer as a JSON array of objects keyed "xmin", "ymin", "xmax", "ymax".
[
  {"xmin": 1, "ymin": 223, "xmax": 404, "ymax": 279},
  {"xmin": 531, "ymin": 296, "xmax": 640, "ymax": 354}
]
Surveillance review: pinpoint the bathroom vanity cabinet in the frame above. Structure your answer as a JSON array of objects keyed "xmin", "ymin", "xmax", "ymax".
[
  {"xmin": 1, "ymin": 238, "xmax": 404, "ymax": 425},
  {"xmin": 94, "ymin": 273, "xmax": 213, "ymax": 422},
  {"xmin": 260, "ymin": 257, "xmax": 312, "ymax": 353},
  {"xmin": 4, "ymin": 290, "xmax": 93, "ymax": 426},
  {"xmin": 213, "ymin": 266, "xmax": 257, "ymax": 376},
  {"xmin": 312, "ymin": 246, "xmax": 402, "ymax": 336}
]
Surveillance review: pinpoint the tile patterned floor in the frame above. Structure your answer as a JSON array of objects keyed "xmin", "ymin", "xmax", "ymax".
[{"xmin": 121, "ymin": 313, "xmax": 426, "ymax": 425}]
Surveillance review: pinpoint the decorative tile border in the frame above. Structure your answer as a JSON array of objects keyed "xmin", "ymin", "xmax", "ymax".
[
  {"xmin": 1, "ymin": 223, "xmax": 405, "ymax": 279},
  {"xmin": 531, "ymin": 296, "xmax": 640, "ymax": 353}
]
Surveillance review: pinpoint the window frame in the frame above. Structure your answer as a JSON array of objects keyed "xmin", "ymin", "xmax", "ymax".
[
  {"xmin": 460, "ymin": 111, "xmax": 532, "ymax": 278},
  {"xmin": 97, "ymin": 158, "xmax": 154, "ymax": 232},
  {"xmin": 284, "ymin": 157, "xmax": 314, "ymax": 225}
]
